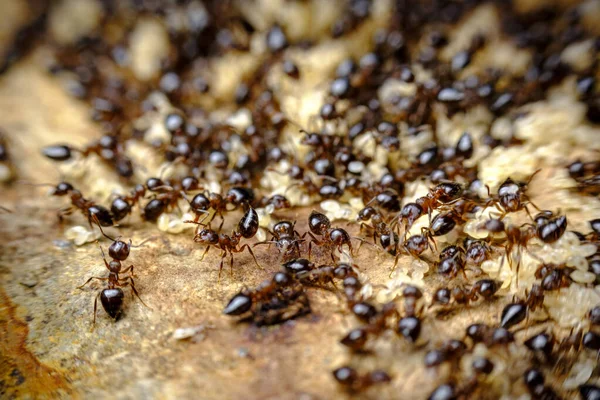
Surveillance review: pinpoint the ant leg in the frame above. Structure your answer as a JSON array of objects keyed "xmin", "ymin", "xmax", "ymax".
[
  {"xmin": 218, "ymin": 252, "xmax": 226, "ymax": 283},
  {"xmin": 199, "ymin": 245, "xmax": 211, "ymax": 261},
  {"xmin": 121, "ymin": 264, "xmax": 135, "ymax": 276},
  {"xmin": 217, "ymin": 213, "xmax": 225, "ymax": 232},
  {"xmin": 238, "ymin": 244, "xmax": 263, "ymax": 270},
  {"xmin": 78, "ymin": 276, "xmax": 108, "ymax": 289},
  {"xmin": 93, "ymin": 291, "xmax": 100, "ymax": 326},
  {"xmin": 123, "ymin": 278, "xmax": 150, "ymax": 309}
]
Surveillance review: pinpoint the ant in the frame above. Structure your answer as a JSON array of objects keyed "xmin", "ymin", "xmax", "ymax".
[
  {"xmin": 340, "ymin": 302, "xmax": 398, "ymax": 352},
  {"xmin": 533, "ymin": 211, "xmax": 568, "ymax": 244},
  {"xmin": 424, "ymin": 339, "xmax": 468, "ymax": 369},
  {"xmin": 464, "ymin": 237, "xmax": 492, "ymax": 267},
  {"xmin": 436, "ymin": 245, "xmax": 466, "ymax": 278},
  {"xmin": 48, "ymin": 181, "xmax": 114, "ymax": 227},
  {"xmin": 483, "ymin": 170, "xmax": 541, "ymax": 219},
  {"xmin": 500, "ymin": 284, "xmax": 545, "ymax": 329},
  {"xmin": 186, "ymin": 192, "xmax": 229, "ymax": 231},
  {"xmin": 43, "ymin": 134, "xmax": 134, "ymax": 178},
  {"xmin": 464, "ymin": 323, "xmax": 515, "ymax": 348},
  {"xmin": 77, "ymin": 227, "xmax": 148, "ymax": 324},
  {"xmin": 259, "ymin": 194, "xmax": 291, "ymax": 210},
  {"xmin": 303, "ymin": 211, "xmax": 368, "ymax": 261},
  {"xmin": 392, "ymin": 181, "xmax": 463, "ymax": 238},
  {"xmin": 191, "ymin": 206, "xmax": 262, "ymax": 279},
  {"xmin": 397, "ymin": 286, "xmax": 425, "ymax": 343},
  {"xmin": 253, "ymin": 220, "xmax": 304, "ymax": 261},
  {"xmin": 141, "ymin": 176, "xmax": 201, "ymax": 222},
  {"xmin": 110, "ymin": 184, "xmax": 146, "ymax": 222},
  {"xmin": 523, "ymin": 368, "xmax": 562, "ymax": 400},
  {"xmin": 223, "ymin": 271, "xmax": 310, "ymax": 326},
  {"xmin": 332, "ymin": 366, "xmax": 391, "ymax": 393},
  {"xmin": 356, "ymin": 206, "xmax": 400, "ymax": 254},
  {"xmin": 430, "ymin": 279, "xmax": 502, "ymax": 309},
  {"xmin": 480, "ymin": 218, "xmax": 540, "ymax": 286},
  {"xmin": 534, "ymin": 263, "xmax": 572, "ymax": 291}
]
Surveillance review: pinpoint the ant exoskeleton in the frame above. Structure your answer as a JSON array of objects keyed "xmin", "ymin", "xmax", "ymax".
[
  {"xmin": 332, "ymin": 366, "xmax": 391, "ymax": 393},
  {"xmin": 191, "ymin": 206, "xmax": 262, "ymax": 279},
  {"xmin": 499, "ymin": 284, "xmax": 545, "ymax": 329},
  {"xmin": 48, "ymin": 181, "xmax": 114, "ymax": 227},
  {"xmin": 303, "ymin": 211, "xmax": 368, "ymax": 261},
  {"xmin": 254, "ymin": 220, "xmax": 304, "ymax": 261},
  {"xmin": 77, "ymin": 227, "xmax": 149, "ymax": 324},
  {"xmin": 483, "ymin": 170, "xmax": 541, "ymax": 219}
]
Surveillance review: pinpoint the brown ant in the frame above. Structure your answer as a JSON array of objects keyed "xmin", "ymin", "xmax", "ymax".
[
  {"xmin": 77, "ymin": 228, "xmax": 148, "ymax": 324},
  {"xmin": 436, "ymin": 245, "xmax": 466, "ymax": 278},
  {"xmin": 110, "ymin": 184, "xmax": 146, "ymax": 222},
  {"xmin": 47, "ymin": 181, "xmax": 114, "ymax": 227},
  {"xmin": 480, "ymin": 218, "xmax": 541, "ymax": 286},
  {"xmin": 259, "ymin": 194, "xmax": 291, "ymax": 210},
  {"xmin": 191, "ymin": 206, "xmax": 262, "ymax": 279},
  {"xmin": 332, "ymin": 366, "xmax": 391, "ymax": 392},
  {"xmin": 253, "ymin": 220, "xmax": 304, "ymax": 261},
  {"xmin": 340, "ymin": 302, "xmax": 398, "ymax": 352},
  {"xmin": 430, "ymin": 279, "xmax": 502, "ymax": 309},
  {"xmin": 223, "ymin": 271, "xmax": 310, "ymax": 326}
]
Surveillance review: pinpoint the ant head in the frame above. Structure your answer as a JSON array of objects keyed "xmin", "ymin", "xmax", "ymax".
[
  {"xmin": 52, "ymin": 181, "xmax": 74, "ymax": 196},
  {"xmin": 190, "ymin": 193, "xmax": 210, "ymax": 211},
  {"xmin": 108, "ymin": 259, "xmax": 121, "ymax": 273},
  {"xmin": 181, "ymin": 176, "xmax": 200, "ymax": 192},
  {"xmin": 273, "ymin": 221, "xmax": 294, "ymax": 237},
  {"xmin": 308, "ymin": 210, "xmax": 331, "ymax": 235},
  {"xmin": 197, "ymin": 229, "xmax": 219, "ymax": 244},
  {"xmin": 269, "ymin": 194, "xmax": 291, "ymax": 209},
  {"xmin": 108, "ymin": 239, "xmax": 131, "ymax": 261},
  {"xmin": 357, "ymin": 206, "xmax": 376, "ymax": 221}
]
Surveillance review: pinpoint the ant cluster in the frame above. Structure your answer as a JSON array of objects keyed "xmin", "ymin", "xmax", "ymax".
[{"xmin": 4, "ymin": 0, "xmax": 600, "ymax": 397}]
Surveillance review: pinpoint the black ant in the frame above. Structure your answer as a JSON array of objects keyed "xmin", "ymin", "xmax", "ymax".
[
  {"xmin": 186, "ymin": 191, "xmax": 229, "ymax": 231},
  {"xmin": 253, "ymin": 220, "xmax": 304, "ymax": 261},
  {"xmin": 110, "ymin": 184, "xmax": 146, "ymax": 222},
  {"xmin": 436, "ymin": 245, "xmax": 466, "ymax": 278},
  {"xmin": 43, "ymin": 134, "xmax": 134, "ymax": 178},
  {"xmin": 392, "ymin": 181, "xmax": 463, "ymax": 237},
  {"xmin": 303, "ymin": 211, "xmax": 369, "ymax": 261},
  {"xmin": 340, "ymin": 302, "xmax": 398, "ymax": 352},
  {"xmin": 430, "ymin": 279, "xmax": 502, "ymax": 309},
  {"xmin": 424, "ymin": 339, "xmax": 468, "ymax": 369},
  {"xmin": 533, "ymin": 211, "xmax": 568, "ymax": 244},
  {"xmin": 259, "ymin": 194, "xmax": 291, "ymax": 210},
  {"xmin": 191, "ymin": 206, "xmax": 262, "ymax": 279},
  {"xmin": 141, "ymin": 176, "xmax": 201, "ymax": 222},
  {"xmin": 523, "ymin": 368, "xmax": 562, "ymax": 400},
  {"xmin": 500, "ymin": 284, "xmax": 546, "ymax": 329},
  {"xmin": 48, "ymin": 181, "xmax": 114, "ymax": 227},
  {"xmin": 332, "ymin": 366, "xmax": 391, "ymax": 393},
  {"xmin": 483, "ymin": 170, "xmax": 541, "ymax": 219},
  {"xmin": 77, "ymin": 227, "xmax": 149, "ymax": 324}
]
